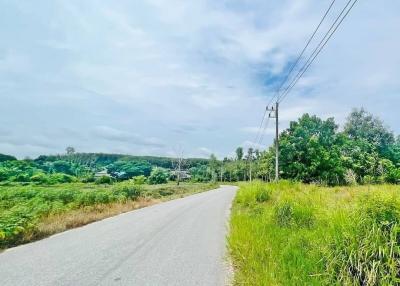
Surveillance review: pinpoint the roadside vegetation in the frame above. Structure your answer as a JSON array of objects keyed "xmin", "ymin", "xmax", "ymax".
[
  {"xmin": 0, "ymin": 181, "xmax": 217, "ymax": 249},
  {"xmin": 229, "ymin": 181, "xmax": 400, "ymax": 285}
]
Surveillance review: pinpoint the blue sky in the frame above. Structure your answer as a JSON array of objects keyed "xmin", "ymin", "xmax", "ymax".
[{"xmin": 0, "ymin": 0, "xmax": 399, "ymax": 159}]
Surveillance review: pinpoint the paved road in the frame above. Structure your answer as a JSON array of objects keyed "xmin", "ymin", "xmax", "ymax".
[{"xmin": 0, "ymin": 186, "xmax": 237, "ymax": 286}]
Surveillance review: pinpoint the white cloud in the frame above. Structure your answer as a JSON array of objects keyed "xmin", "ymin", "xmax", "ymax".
[{"xmin": 0, "ymin": 0, "xmax": 399, "ymax": 159}]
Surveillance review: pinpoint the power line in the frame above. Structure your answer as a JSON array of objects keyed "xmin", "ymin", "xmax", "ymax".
[
  {"xmin": 254, "ymin": 0, "xmax": 337, "ymax": 149},
  {"xmin": 277, "ymin": 0, "xmax": 337, "ymax": 95},
  {"xmin": 258, "ymin": 115, "xmax": 271, "ymax": 146},
  {"xmin": 265, "ymin": 0, "xmax": 337, "ymax": 108},
  {"xmin": 253, "ymin": 106, "xmax": 268, "ymax": 145},
  {"xmin": 278, "ymin": 0, "xmax": 359, "ymax": 103}
]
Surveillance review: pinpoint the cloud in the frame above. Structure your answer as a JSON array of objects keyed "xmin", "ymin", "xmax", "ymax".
[
  {"xmin": 197, "ymin": 147, "xmax": 214, "ymax": 157},
  {"xmin": 93, "ymin": 126, "xmax": 165, "ymax": 148},
  {"xmin": 0, "ymin": 0, "xmax": 399, "ymax": 159},
  {"xmin": 241, "ymin": 140, "xmax": 266, "ymax": 151},
  {"xmin": 241, "ymin": 126, "xmax": 274, "ymax": 136}
]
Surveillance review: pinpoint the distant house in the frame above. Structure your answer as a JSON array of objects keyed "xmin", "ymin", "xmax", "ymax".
[{"xmin": 94, "ymin": 169, "xmax": 111, "ymax": 179}]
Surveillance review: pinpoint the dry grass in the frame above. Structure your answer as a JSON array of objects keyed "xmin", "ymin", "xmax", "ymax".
[{"xmin": 22, "ymin": 198, "xmax": 159, "ymax": 243}]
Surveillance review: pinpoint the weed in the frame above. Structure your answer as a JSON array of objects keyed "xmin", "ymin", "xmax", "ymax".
[{"xmin": 229, "ymin": 181, "xmax": 400, "ymax": 285}]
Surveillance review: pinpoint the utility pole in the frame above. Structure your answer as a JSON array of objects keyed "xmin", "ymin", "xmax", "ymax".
[{"xmin": 267, "ymin": 102, "xmax": 279, "ymax": 181}]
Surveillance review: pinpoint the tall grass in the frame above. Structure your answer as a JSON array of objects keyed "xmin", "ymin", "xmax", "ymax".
[{"xmin": 228, "ymin": 181, "xmax": 400, "ymax": 285}]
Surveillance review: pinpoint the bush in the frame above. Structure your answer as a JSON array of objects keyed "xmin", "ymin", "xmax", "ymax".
[
  {"xmin": 147, "ymin": 168, "xmax": 168, "ymax": 185},
  {"xmin": 48, "ymin": 173, "xmax": 76, "ymax": 184},
  {"xmin": 80, "ymin": 175, "xmax": 95, "ymax": 183},
  {"xmin": 386, "ymin": 168, "xmax": 400, "ymax": 184},
  {"xmin": 95, "ymin": 176, "xmax": 113, "ymax": 184},
  {"xmin": 113, "ymin": 180, "xmax": 142, "ymax": 199},
  {"xmin": 132, "ymin": 175, "xmax": 146, "ymax": 185},
  {"xmin": 30, "ymin": 172, "xmax": 49, "ymax": 184}
]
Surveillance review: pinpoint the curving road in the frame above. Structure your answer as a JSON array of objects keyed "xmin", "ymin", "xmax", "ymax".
[{"xmin": 0, "ymin": 185, "xmax": 237, "ymax": 286}]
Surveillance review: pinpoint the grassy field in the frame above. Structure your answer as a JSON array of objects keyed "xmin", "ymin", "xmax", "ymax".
[
  {"xmin": 0, "ymin": 181, "xmax": 217, "ymax": 249},
  {"xmin": 228, "ymin": 181, "xmax": 400, "ymax": 285}
]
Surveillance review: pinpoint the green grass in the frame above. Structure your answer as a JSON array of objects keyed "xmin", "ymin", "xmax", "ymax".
[
  {"xmin": 228, "ymin": 181, "xmax": 400, "ymax": 285},
  {"xmin": 0, "ymin": 181, "xmax": 218, "ymax": 249}
]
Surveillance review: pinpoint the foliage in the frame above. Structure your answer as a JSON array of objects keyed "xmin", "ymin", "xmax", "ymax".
[
  {"xmin": 132, "ymin": 175, "xmax": 147, "ymax": 185},
  {"xmin": 235, "ymin": 147, "xmax": 244, "ymax": 161},
  {"xmin": 95, "ymin": 175, "xmax": 113, "ymax": 184},
  {"xmin": 229, "ymin": 181, "xmax": 400, "ymax": 285},
  {"xmin": 0, "ymin": 182, "xmax": 216, "ymax": 249},
  {"xmin": 0, "ymin": 153, "xmax": 17, "ymax": 162},
  {"xmin": 278, "ymin": 114, "xmax": 344, "ymax": 185},
  {"xmin": 0, "ymin": 183, "xmax": 139, "ymax": 247},
  {"xmin": 107, "ymin": 160, "xmax": 152, "ymax": 179},
  {"xmin": 252, "ymin": 109, "xmax": 400, "ymax": 185},
  {"xmin": 147, "ymin": 167, "xmax": 169, "ymax": 185},
  {"xmin": 189, "ymin": 165, "xmax": 211, "ymax": 182},
  {"xmin": 344, "ymin": 108, "xmax": 395, "ymax": 157}
]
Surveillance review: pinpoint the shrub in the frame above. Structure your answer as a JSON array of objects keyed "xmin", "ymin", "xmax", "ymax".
[
  {"xmin": 95, "ymin": 176, "xmax": 113, "ymax": 184},
  {"xmin": 80, "ymin": 175, "xmax": 95, "ymax": 183},
  {"xmin": 30, "ymin": 172, "xmax": 49, "ymax": 184},
  {"xmin": 12, "ymin": 173, "xmax": 30, "ymax": 182},
  {"xmin": 132, "ymin": 175, "xmax": 146, "ymax": 185},
  {"xmin": 385, "ymin": 168, "xmax": 400, "ymax": 184},
  {"xmin": 147, "ymin": 168, "xmax": 168, "ymax": 185},
  {"xmin": 344, "ymin": 169, "xmax": 357, "ymax": 185},
  {"xmin": 113, "ymin": 180, "xmax": 142, "ymax": 199},
  {"xmin": 363, "ymin": 175, "xmax": 375, "ymax": 185}
]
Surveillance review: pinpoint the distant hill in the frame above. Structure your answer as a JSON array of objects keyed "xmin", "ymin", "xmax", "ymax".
[
  {"xmin": 34, "ymin": 153, "xmax": 209, "ymax": 170},
  {"xmin": 0, "ymin": 153, "xmax": 17, "ymax": 162}
]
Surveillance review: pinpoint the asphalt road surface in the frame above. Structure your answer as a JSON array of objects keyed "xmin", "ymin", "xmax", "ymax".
[{"xmin": 0, "ymin": 185, "xmax": 237, "ymax": 286}]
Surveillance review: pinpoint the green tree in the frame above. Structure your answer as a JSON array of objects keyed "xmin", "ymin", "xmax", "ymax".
[
  {"xmin": 236, "ymin": 147, "xmax": 244, "ymax": 161},
  {"xmin": 147, "ymin": 167, "xmax": 168, "ymax": 185},
  {"xmin": 209, "ymin": 154, "xmax": 220, "ymax": 182},
  {"xmin": 107, "ymin": 160, "xmax": 152, "ymax": 180},
  {"xmin": 279, "ymin": 114, "xmax": 344, "ymax": 185},
  {"xmin": 66, "ymin": 146, "xmax": 76, "ymax": 155},
  {"xmin": 0, "ymin": 154, "xmax": 16, "ymax": 163},
  {"xmin": 344, "ymin": 108, "xmax": 395, "ymax": 157}
]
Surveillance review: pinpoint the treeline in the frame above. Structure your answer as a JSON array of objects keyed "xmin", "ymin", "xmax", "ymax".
[
  {"xmin": 212, "ymin": 108, "xmax": 400, "ymax": 185},
  {"xmin": 0, "ymin": 152, "xmax": 209, "ymax": 185}
]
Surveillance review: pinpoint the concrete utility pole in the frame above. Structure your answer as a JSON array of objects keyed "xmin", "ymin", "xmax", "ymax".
[{"xmin": 267, "ymin": 102, "xmax": 279, "ymax": 181}]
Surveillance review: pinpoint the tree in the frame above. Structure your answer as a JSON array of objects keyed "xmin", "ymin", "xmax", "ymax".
[
  {"xmin": 209, "ymin": 154, "xmax": 220, "ymax": 182},
  {"xmin": 66, "ymin": 147, "xmax": 76, "ymax": 155},
  {"xmin": 344, "ymin": 108, "xmax": 395, "ymax": 156},
  {"xmin": 172, "ymin": 148, "xmax": 186, "ymax": 186},
  {"xmin": 147, "ymin": 167, "xmax": 168, "ymax": 185},
  {"xmin": 0, "ymin": 153, "xmax": 16, "ymax": 163},
  {"xmin": 236, "ymin": 147, "xmax": 243, "ymax": 161},
  {"xmin": 107, "ymin": 160, "xmax": 152, "ymax": 180},
  {"xmin": 278, "ymin": 114, "xmax": 344, "ymax": 185},
  {"xmin": 189, "ymin": 165, "xmax": 211, "ymax": 182}
]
